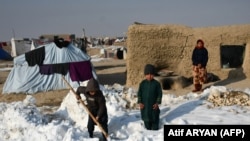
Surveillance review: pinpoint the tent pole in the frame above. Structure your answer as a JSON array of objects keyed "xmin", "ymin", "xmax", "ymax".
[{"xmin": 61, "ymin": 76, "xmax": 109, "ymax": 139}]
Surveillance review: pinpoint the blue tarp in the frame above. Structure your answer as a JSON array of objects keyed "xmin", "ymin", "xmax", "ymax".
[
  {"xmin": 2, "ymin": 42, "xmax": 97, "ymax": 94},
  {"xmin": 0, "ymin": 48, "xmax": 12, "ymax": 60}
]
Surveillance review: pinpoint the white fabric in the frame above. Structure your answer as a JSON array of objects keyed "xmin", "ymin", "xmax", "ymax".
[{"xmin": 3, "ymin": 42, "xmax": 97, "ymax": 94}]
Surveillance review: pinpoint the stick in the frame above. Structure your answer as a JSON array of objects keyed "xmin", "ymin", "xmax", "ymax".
[{"xmin": 62, "ymin": 76, "xmax": 109, "ymax": 139}]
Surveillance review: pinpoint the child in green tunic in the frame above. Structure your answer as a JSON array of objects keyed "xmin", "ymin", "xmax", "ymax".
[{"xmin": 137, "ymin": 64, "xmax": 163, "ymax": 130}]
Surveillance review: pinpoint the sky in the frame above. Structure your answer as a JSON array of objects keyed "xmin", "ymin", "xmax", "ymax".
[{"xmin": 0, "ymin": 0, "xmax": 250, "ymax": 41}]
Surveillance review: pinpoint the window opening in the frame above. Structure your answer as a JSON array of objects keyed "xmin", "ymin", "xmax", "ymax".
[{"xmin": 220, "ymin": 45, "xmax": 245, "ymax": 68}]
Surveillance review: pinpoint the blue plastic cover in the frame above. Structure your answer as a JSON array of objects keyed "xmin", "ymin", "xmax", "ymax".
[
  {"xmin": 0, "ymin": 48, "xmax": 12, "ymax": 60},
  {"xmin": 2, "ymin": 42, "xmax": 97, "ymax": 94}
]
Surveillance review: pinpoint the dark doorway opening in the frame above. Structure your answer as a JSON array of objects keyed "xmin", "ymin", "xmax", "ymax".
[{"xmin": 220, "ymin": 45, "xmax": 245, "ymax": 68}]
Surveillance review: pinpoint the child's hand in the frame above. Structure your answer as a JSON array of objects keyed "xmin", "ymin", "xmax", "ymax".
[
  {"xmin": 153, "ymin": 103, "xmax": 159, "ymax": 110},
  {"xmin": 139, "ymin": 103, "xmax": 144, "ymax": 109}
]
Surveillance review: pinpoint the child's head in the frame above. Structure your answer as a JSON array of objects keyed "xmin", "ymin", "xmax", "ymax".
[
  {"xmin": 86, "ymin": 78, "xmax": 100, "ymax": 95},
  {"xmin": 144, "ymin": 64, "xmax": 155, "ymax": 81},
  {"xmin": 196, "ymin": 39, "xmax": 204, "ymax": 48},
  {"xmin": 145, "ymin": 74, "xmax": 154, "ymax": 81}
]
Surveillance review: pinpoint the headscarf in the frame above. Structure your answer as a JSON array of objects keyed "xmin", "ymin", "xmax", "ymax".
[{"xmin": 196, "ymin": 39, "xmax": 204, "ymax": 48}]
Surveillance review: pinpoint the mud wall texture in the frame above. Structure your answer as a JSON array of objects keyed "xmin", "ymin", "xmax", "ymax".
[{"xmin": 126, "ymin": 23, "xmax": 250, "ymax": 87}]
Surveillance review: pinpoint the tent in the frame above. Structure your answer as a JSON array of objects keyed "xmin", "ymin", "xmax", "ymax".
[
  {"xmin": 10, "ymin": 38, "xmax": 33, "ymax": 57},
  {"xmin": 0, "ymin": 47, "xmax": 12, "ymax": 60},
  {"xmin": 2, "ymin": 39, "xmax": 97, "ymax": 94}
]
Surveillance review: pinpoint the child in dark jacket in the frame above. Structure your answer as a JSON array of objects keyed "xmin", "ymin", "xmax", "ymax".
[
  {"xmin": 76, "ymin": 78, "xmax": 108, "ymax": 140},
  {"xmin": 137, "ymin": 64, "xmax": 162, "ymax": 130},
  {"xmin": 191, "ymin": 39, "xmax": 208, "ymax": 92}
]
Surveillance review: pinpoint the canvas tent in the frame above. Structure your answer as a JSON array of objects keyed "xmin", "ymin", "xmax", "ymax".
[
  {"xmin": 10, "ymin": 38, "xmax": 33, "ymax": 57},
  {"xmin": 2, "ymin": 39, "xmax": 97, "ymax": 94},
  {"xmin": 0, "ymin": 47, "xmax": 12, "ymax": 60}
]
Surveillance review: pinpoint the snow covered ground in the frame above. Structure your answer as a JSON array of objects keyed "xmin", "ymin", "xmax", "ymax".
[{"xmin": 0, "ymin": 84, "xmax": 249, "ymax": 141}]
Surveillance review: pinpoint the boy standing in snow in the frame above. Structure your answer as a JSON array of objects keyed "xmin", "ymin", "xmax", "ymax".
[
  {"xmin": 76, "ymin": 78, "xmax": 108, "ymax": 140},
  {"xmin": 137, "ymin": 64, "xmax": 162, "ymax": 130}
]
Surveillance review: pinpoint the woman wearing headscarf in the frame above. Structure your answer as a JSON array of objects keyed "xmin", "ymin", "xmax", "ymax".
[{"xmin": 191, "ymin": 39, "xmax": 208, "ymax": 92}]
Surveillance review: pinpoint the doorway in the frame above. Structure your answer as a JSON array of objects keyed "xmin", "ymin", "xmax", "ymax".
[{"xmin": 220, "ymin": 45, "xmax": 245, "ymax": 68}]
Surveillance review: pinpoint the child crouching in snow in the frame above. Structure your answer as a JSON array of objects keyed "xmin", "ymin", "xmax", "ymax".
[
  {"xmin": 76, "ymin": 78, "xmax": 108, "ymax": 140},
  {"xmin": 137, "ymin": 64, "xmax": 162, "ymax": 130}
]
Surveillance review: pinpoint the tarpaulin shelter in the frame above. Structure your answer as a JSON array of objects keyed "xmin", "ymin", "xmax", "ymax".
[
  {"xmin": 0, "ymin": 47, "xmax": 12, "ymax": 60},
  {"xmin": 3, "ymin": 39, "xmax": 97, "ymax": 94}
]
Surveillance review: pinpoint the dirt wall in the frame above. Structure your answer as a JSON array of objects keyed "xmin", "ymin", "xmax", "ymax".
[{"xmin": 126, "ymin": 23, "xmax": 250, "ymax": 87}]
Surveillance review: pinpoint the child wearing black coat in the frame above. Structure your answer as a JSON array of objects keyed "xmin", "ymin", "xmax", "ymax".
[{"xmin": 76, "ymin": 78, "xmax": 108, "ymax": 140}]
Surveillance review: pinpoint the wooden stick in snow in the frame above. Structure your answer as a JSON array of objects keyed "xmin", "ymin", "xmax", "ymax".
[{"xmin": 61, "ymin": 76, "xmax": 109, "ymax": 139}]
